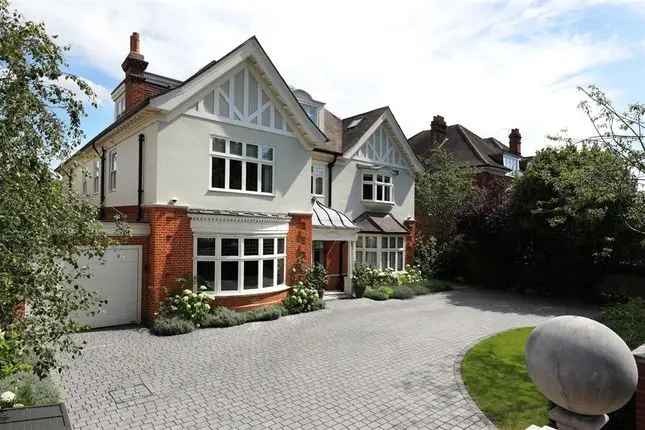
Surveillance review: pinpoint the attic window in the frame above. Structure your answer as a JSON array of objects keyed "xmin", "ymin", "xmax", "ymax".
[{"xmin": 347, "ymin": 118, "xmax": 362, "ymax": 129}]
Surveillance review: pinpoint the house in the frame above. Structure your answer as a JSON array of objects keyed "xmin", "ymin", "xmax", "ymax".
[
  {"xmin": 59, "ymin": 33, "xmax": 422, "ymax": 327},
  {"xmin": 409, "ymin": 115, "xmax": 524, "ymax": 184}
]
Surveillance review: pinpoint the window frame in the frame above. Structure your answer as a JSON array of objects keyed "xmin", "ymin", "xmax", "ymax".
[
  {"xmin": 361, "ymin": 171, "xmax": 394, "ymax": 203},
  {"xmin": 311, "ymin": 162, "xmax": 326, "ymax": 196},
  {"xmin": 355, "ymin": 234, "xmax": 405, "ymax": 271},
  {"xmin": 93, "ymin": 160, "xmax": 100, "ymax": 194},
  {"xmin": 193, "ymin": 234, "xmax": 287, "ymax": 296},
  {"xmin": 208, "ymin": 135, "xmax": 275, "ymax": 196},
  {"xmin": 114, "ymin": 96, "xmax": 125, "ymax": 119},
  {"xmin": 108, "ymin": 150, "xmax": 117, "ymax": 192}
]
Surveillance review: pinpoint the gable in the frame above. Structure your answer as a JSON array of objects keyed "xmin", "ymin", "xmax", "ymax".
[
  {"xmin": 354, "ymin": 123, "xmax": 406, "ymax": 168},
  {"xmin": 188, "ymin": 63, "xmax": 293, "ymax": 135}
]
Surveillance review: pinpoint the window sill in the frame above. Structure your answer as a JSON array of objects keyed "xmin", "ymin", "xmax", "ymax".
[
  {"xmin": 361, "ymin": 199, "xmax": 394, "ymax": 210},
  {"xmin": 206, "ymin": 284, "xmax": 290, "ymax": 297},
  {"xmin": 207, "ymin": 188, "xmax": 275, "ymax": 198}
]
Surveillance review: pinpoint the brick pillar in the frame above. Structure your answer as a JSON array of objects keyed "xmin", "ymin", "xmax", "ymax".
[
  {"xmin": 287, "ymin": 213, "xmax": 312, "ymax": 285},
  {"xmin": 636, "ymin": 346, "xmax": 645, "ymax": 430},
  {"xmin": 144, "ymin": 206, "xmax": 193, "ymax": 323},
  {"xmin": 404, "ymin": 219, "xmax": 416, "ymax": 266}
]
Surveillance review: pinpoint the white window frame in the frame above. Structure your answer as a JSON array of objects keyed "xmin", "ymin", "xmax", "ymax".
[
  {"xmin": 362, "ymin": 172, "xmax": 394, "ymax": 203},
  {"xmin": 93, "ymin": 160, "xmax": 100, "ymax": 194},
  {"xmin": 301, "ymin": 103, "xmax": 319, "ymax": 126},
  {"xmin": 193, "ymin": 235, "xmax": 287, "ymax": 296},
  {"xmin": 355, "ymin": 234, "xmax": 405, "ymax": 271},
  {"xmin": 114, "ymin": 96, "xmax": 125, "ymax": 119},
  {"xmin": 503, "ymin": 153, "xmax": 520, "ymax": 174},
  {"xmin": 311, "ymin": 162, "xmax": 326, "ymax": 196},
  {"xmin": 108, "ymin": 150, "xmax": 117, "ymax": 192},
  {"xmin": 209, "ymin": 135, "xmax": 275, "ymax": 196}
]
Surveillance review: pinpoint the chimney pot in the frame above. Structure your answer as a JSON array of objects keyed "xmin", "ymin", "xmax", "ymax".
[
  {"xmin": 509, "ymin": 128, "xmax": 522, "ymax": 156},
  {"xmin": 130, "ymin": 32, "xmax": 140, "ymax": 54}
]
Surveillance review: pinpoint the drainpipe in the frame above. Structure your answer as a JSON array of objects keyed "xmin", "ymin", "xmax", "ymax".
[
  {"xmin": 137, "ymin": 133, "xmax": 144, "ymax": 221},
  {"xmin": 327, "ymin": 154, "xmax": 337, "ymax": 208}
]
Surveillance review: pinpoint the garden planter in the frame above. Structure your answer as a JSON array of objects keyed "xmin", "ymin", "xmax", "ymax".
[{"xmin": 0, "ymin": 403, "xmax": 71, "ymax": 429}]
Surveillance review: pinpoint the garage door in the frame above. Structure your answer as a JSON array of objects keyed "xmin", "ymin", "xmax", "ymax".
[{"xmin": 74, "ymin": 245, "xmax": 142, "ymax": 328}]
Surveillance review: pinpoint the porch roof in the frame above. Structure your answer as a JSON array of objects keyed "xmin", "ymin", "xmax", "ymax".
[
  {"xmin": 312, "ymin": 199, "xmax": 358, "ymax": 230},
  {"xmin": 353, "ymin": 212, "xmax": 409, "ymax": 234}
]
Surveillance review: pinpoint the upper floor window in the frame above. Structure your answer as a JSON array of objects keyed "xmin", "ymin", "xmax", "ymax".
[
  {"xmin": 93, "ymin": 160, "xmax": 100, "ymax": 194},
  {"xmin": 114, "ymin": 96, "xmax": 125, "ymax": 119},
  {"xmin": 108, "ymin": 151, "xmax": 117, "ymax": 192},
  {"xmin": 311, "ymin": 163, "xmax": 326, "ymax": 196},
  {"xmin": 362, "ymin": 173, "xmax": 393, "ymax": 203},
  {"xmin": 210, "ymin": 136, "xmax": 274, "ymax": 194}
]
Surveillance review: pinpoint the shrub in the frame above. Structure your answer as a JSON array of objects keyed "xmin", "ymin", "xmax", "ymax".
[
  {"xmin": 244, "ymin": 305, "xmax": 283, "ymax": 323},
  {"xmin": 599, "ymin": 297, "xmax": 645, "ymax": 349},
  {"xmin": 201, "ymin": 307, "xmax": 246, "ymax": 328},
  {"xmin": 424, "ymin": 279, "xmax": 454, "ymax": 293},
  {"xmin": 304, "ymin": 264, "xmax": 327, "ymax": 299},
  {"xmin": 364, "ymin": 288, "xmax": 389, "ymax": 301},
  {"xmin": 159, "ymin": 287, "xmax": 212, "ymax": 323},
  {"xmin": 392, "ymin": 285, "xmax": 415, "ymax": 299},
  {"xmin": 151, "ymin": 317, "xmax": 195, "ymax": 336},
  {"xmin": 0, "ymin": 371, "xmax": 61, "ymax": 407},
  {"xmin": 283, "ymin": 282, "xmax": 323, "ymax": 314},
  {"xmin": 352, "ymin": 264, "xmax": 377, "ymax": 297},
  {"xmin": 0, "ymin": 329, "xmax": 31, "ymax": 378},
  {"xmin": 397, "ymin": 265, "xmax": 424, "ymax": 286},
  {"xmin": 380, "ymin": 286, "xmax": 394, "ymax": 298},
  {"xmin": 409, "ymin": 283, "xmax": 432, "ymax": 295}
]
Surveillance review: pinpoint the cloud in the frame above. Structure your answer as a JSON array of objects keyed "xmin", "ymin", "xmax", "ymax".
[
  {"xmin": 54, "ymin": 75, "xmax": 112, "ymax": 108},
  {"xmin": 12, "ymin": 0, "xmax": 645, "ymax": 155}
]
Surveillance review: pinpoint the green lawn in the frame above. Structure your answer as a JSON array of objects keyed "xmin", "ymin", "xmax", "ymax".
[{"xmin": 461, "ymin": 327, "xmax": 550, "ymax": 430}]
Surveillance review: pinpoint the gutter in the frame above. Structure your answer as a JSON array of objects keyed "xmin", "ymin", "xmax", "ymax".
[{"xmin": 137, "ymin": 134, "xmax": 145, "ymax": 221}]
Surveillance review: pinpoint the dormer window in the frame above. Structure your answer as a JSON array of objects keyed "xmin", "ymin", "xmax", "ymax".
[
  {"xmin": 503, "ymin": 153, "xmax": 520, "ymax": 175},
  {"xmin": 114, "ymin": 96, "xmax": 126, "ymax": 119},
  {"xmin": 302, "ymin": 104, "xmax": 318, "ymax": 125},
  {"xmin": 362, "ymin": 172, "xmax": 393, "ymax": 203}
]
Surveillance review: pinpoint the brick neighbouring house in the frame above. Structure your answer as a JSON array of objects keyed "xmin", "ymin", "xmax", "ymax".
[{"xmin": 57, "ymin": 33, "xmax": 422, "ymax": 327}]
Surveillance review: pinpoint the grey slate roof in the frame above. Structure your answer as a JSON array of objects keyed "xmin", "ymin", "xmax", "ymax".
[
  {"xmin": 312, "ymin": 199, "xmax": 357, "ymax": 230},
  {"xmin": 188, "ymin": 208, "xmax": 290, "ymax": 220},
  {"xmin": 353, "ymin": 212, "xmax": 409, "ymax": 234},
  {"xmin": 409, "ymin": 124, "xmax": 512, "ymax": 174},
  {"xmin": 341, "ymin": 107, "xmax": 389, "ymax": 153}
]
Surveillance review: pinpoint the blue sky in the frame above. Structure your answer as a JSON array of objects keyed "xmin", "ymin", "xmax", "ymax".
[{"xmin": 14, "ymin": 0, "xmax": 645, "ymax": 156}]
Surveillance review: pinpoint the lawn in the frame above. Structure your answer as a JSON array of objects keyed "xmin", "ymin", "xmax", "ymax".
[{"xmin": 461, "ymin": 327, "xmax": 550, "ymax": 430}]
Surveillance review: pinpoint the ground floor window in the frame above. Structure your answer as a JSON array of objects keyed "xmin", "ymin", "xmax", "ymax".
[
  {"xmin": 355, "ymin": 234, "xmax": 405, "ymax": 271},
  {"xmin": 194, "ymin": 235, "xmax": 286, "ymax": 294},
  {"xmin": 312, "ymin": 240, "xmax": 325, "ymax": 266}
]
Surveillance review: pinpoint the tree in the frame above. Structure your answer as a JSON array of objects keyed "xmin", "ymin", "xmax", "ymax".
[
  {"xmin": 0, "ymin": 0, "xmax": 113, "ymax": 377},
  {"xmin": 415, "ymin": 146, "xmax": 475, "ymax": 244}
]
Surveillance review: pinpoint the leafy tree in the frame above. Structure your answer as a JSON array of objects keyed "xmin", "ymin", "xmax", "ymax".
[
  {"xmin": 416, "ymin": 146, "xmax": 475, "ymax": 244},
  {"xmin": 0, "ymin": 0, "xmax": 113, "ymax": 377}
]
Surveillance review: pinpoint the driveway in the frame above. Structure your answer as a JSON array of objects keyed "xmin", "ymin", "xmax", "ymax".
[{"xmin": 63, "ymin": 288, "xmax": 594, "ymax": 430}]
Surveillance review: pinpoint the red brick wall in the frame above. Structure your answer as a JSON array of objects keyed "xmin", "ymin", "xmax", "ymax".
[
  {"xmin": 125, "ymin": 78, "xmax": 166, "ymax": 113},
  {"xmin": 637, "ymin": 356, "xmax": 645, "ymax": 430},
  {"xmin": 144, "ymin": 206, "xmax": 193, "ymax": 322},
  {"xmin": 287, "ymin": 213, "xmax": 312, "ymax": 285},
  {"xmin": 213, "ymin": 289, "xmax": 290, "ymax": 311},
  {"xmin": 404, "ymin": 219, "xmax": 416, "ymax": 266}
]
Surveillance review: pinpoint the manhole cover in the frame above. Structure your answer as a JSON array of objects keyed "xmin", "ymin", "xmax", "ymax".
[{"xmin": 108, "ymin": 383, "xmax": 153, "ymax": 404}]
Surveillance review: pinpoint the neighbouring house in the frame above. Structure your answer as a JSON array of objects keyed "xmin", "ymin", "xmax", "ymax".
[
  {"xmin": 409, "ymin": 115, "xmax": 524, "ymax": 183},
  {"xmin": 58, "ymin": 32, "xmax": 422, "ymax": 327}
]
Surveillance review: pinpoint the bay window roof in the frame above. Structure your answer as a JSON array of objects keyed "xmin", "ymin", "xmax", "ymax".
[{"xmin": 353, "ymin": 212, "xmax": 408, "ymax": 234}]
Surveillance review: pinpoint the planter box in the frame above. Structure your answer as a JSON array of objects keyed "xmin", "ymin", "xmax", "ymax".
[{"xmin": 0, "ymin": 403, "xmax": 71, "ymax": 429}]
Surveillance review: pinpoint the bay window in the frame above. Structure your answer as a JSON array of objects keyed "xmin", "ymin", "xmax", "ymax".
[
  {"xmin": 194, "ymin": 235, "xmax": 286, "ymax": 294},
  {"xmin": 210, "ymin": 136, "xmax": 274, "ymax": 194},
  {"xmin": 362, "ymin": 173, "xmax": 393, "ymax": 203},
  {"xmin": 356, "ymin": 234, "xmax": 405, "ymax": 271}
]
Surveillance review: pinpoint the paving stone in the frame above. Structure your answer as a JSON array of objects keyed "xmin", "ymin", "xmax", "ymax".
[{"xmin": 62, "ymin": 288, "xmax": 594, "ymax": 429}]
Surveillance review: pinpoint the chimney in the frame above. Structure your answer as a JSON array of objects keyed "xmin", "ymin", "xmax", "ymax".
[
  {"xmin": 509, "ymin": 128, "xmax": 522, "ymax": 156},
  {"xmin": 120, "ymin": 32, "xmax": 149, "ymax": 112},
  {"xmin": 430, "ymin": 115, "xmax": 447, "ymax": 146}
]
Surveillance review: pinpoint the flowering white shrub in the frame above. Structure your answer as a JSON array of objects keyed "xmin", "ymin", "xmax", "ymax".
[
  {"xmin": 282, "ymin": 282, "xmax": 323, "ymax": 314},
  {"xmin": 0, "ymin": 390, "xmax": 16, "ymax": 409},
  {"xmin": 160, "ymin": 286, "xmax": 211, "ymax": 324}
]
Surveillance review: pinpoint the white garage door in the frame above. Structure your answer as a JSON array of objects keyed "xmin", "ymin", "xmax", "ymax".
[{"xmin": 74, "ymin": 245, "xmax": 142, "ymax": 328}]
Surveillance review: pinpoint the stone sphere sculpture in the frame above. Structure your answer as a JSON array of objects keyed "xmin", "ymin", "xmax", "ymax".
[{"xmin": 525, "ymin": 316, "xmax": 638, "ymax": 416}]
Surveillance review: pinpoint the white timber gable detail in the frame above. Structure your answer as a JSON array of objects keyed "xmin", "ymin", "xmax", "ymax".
[
  {"xmin": 354, "ymin": 123, "xmax": 406, "ymax": 168},
  {"xmin": 189, "ymin": 63, "xmax": 293, "ymax": 136}
]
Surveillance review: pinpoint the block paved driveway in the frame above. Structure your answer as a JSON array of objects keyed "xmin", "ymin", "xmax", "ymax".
[{"xmin": 63, "ymin": 288, "xmax": 594, "ymax": 430}]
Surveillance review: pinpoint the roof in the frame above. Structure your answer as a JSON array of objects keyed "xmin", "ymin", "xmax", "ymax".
[
  {"xmin": 341, "ymin": 106, "xmax": 389, "ymax": 153},
  {"xmin": 409, "ymin": 124, "xmax": 513, "ymax": 174},
  {"xmin": 187, "ymin": 208, "xmax": 290, "ymax": 220},
  {"xmin": 353, "ymin": 212, "xmax": 409, "ymax": 234},
  {"xmin": 312, "ymin": 199, "xmax": 357, "ymax": 230}
]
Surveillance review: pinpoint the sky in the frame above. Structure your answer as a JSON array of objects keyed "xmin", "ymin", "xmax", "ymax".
[{"xmin": 13, "ymin": 0, "xmax": 645, "ymax": 156}]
